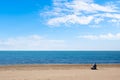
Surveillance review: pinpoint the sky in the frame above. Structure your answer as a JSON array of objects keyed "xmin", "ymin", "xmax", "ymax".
[{"xmin": 0, "ymin": 0, "xmax": 120, "ymax": 50}]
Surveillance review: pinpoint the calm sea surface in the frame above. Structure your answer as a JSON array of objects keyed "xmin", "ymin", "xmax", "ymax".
[{"xmin": 0, "ymin": 51, "xmax": 120, "ymax": 65}]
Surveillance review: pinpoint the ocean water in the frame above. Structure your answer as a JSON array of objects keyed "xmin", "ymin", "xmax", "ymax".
[{"xmin": 0, "ymin": 51, "xmax": 120, "ymax": 65}]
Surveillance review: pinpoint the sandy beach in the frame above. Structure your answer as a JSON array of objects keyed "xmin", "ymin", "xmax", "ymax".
[{"xmin": 0, "ymin": 64, "xmax": 120, "ymax": 80}]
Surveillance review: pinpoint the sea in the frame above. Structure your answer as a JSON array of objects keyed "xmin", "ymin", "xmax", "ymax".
[{"xmin": 0, "ymin": 51, "xmax": 120, "ymax": 65}]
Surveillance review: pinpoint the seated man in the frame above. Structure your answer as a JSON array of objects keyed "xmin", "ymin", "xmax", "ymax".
[{"xmin": 91, "ymin": 63, "xmax": 97, "ymax": 70}]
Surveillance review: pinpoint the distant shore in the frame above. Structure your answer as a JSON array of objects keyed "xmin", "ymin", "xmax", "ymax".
[{"xmin": 0, "ymin": 64, "xmax": 120, "ymax": 80}]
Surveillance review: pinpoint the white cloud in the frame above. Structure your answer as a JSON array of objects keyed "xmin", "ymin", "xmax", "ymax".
[
  {"xmin": 94, "ymin": 17, "xmax": 104, "ymax": 24},
  {"xmin": 42, "ymin": 0, "xmax": 120, "ymax": 26},
  {"xmin": 0, "ymin": 35, "xmax": 66, "ymax": 50},
  {"xmin": 66, "ymin": 0, "xmax": 117, "ymax": 13},
  {"xmin": 48, "ymin": 15, "xmax": 94, "ymax": 25},
  {"xmin": 78, "ymin": 33, "xmax": 120, "ymax": 40}
]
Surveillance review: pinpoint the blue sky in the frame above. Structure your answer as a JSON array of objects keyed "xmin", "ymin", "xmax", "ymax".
[{"xmin": 0, "ymin": 0, "xmax": 120, "ymax": 50}]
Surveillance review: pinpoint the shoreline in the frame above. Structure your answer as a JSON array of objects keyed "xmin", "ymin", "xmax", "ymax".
[
  {"xmin": 0, "ymin": 63, "xmax": 120, "ymax": 65},
  {"xmin": 0, "ymin": 64, "xmax": 120, "ymax": 70},
  {"xmin": 0, "ymin": 63, "xmax": 120, "ymax": 66}
]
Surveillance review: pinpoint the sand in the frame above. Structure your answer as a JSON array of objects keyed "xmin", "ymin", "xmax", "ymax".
[{"xmin": 0, "ymin": 64, "xmax": 120, "ymax": 80}]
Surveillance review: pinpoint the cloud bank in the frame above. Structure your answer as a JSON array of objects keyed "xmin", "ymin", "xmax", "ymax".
[
  {"xmin": 78, "ymin": 33, "xmax": 120, "ymax": 40},
  {"xmin": 0, "ymin": 35, "xmax": 66, "ymax": 50},
  {"xmin": 42, "ymin": 0, "xmax": 120, "ymax": 26}
]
